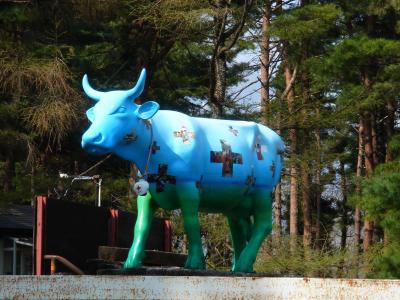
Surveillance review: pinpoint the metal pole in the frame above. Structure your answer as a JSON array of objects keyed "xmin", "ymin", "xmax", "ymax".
[
  {"xmin": 20, "ymin": 248, "xmax": 24, "ymax": 275},
  {"xmin": 97, "ymin": 178, "xmax": 102, "ymax": 207},
  {"xmin": 50, "ymin": 258, "xmax": 56, "ymax": 275},
  {"xmin": 60, "ymin": 173, "xmax": 102, "ymax": 207},
  {"xmin": 12, "ymin": 239, "xmax": 17, "ymax": 275},
  {"xmin": 0, "ymin": 238, "xmax": 4, "ymax": 274}
]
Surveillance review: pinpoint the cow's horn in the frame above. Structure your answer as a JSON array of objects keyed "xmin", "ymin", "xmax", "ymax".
[
  {"xmin": 82, "ymin": 74, "xmax": 104, "ymax": 102},
  {"xmin": 125, "ymin": 68, "xmax": 146, "ymax": 99}
]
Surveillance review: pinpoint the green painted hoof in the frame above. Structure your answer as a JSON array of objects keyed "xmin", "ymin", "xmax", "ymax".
[
  {"xmin": 232, "ymin": 264, "xmax": 253, "ymax": 273},
  {"xmin": 123, "ymin": 255, "xmax": 142, "ymax": 269},
  {"xmin": 184, "ymin": 255, "xmax": 205, "ymax": 270},
  {"xmin": 232, "ymin": 256, "xmax": 254, "ymax": 273},
  {"xmin": 123, "ymin": 260, "xmax": 142, "ymax": 269}
]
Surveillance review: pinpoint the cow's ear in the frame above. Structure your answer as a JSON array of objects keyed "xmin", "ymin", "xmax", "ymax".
[
  {"xmin": 136, "ymin": 101, "xmax": 159, "ymax": 120},
  {"xmin": 86, "ymin": 107, "xmax": 95, "ymax": 123}
]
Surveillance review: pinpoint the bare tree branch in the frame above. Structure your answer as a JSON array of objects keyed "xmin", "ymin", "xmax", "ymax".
[
  {"xmin": 219, "ymin": 0, "xmax": 254, "ymax": 54},
  {"xmin": 229, "ymin": 79, "xmax": 259, "ymax": 102}
]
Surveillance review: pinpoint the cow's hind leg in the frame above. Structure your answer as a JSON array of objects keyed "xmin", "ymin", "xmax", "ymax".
[
  {"xmin": 233, "ymin": 189, "xmax": 272, "ymax": 273},
  {"xmin": 228, "ymin": 216, "xmax": 252, "ymax": 271},
  {"xmin": 178, "ymin": 182, "xmax": 205, "ymax": 269},
  {"xmin": 124, "ymin": 192, "xmax": 157, "ymax": 268}
]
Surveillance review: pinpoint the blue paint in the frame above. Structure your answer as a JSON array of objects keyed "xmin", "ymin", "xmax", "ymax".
[
  {"xmin": 81, "ymin": 68, "xmax": 285, "ymax": 272},
  {"xmin": 81, "ymin": 69, "xmax": 284, "ymax": 190}
]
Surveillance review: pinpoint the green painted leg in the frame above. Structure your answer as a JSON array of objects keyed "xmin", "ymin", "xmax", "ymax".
[
  {"xmin": 228, "ymin": 217, "xmax": 250, "ymax": 271},
  {"xmin": 234, "ymin": 190, "xmax": 272, "ymax": 273},
  {"xmin": 179, "ymin": 183, "xmax": 204, "ymax": 269},
  {"xmin": 241, "ymin": 217, "xmax": 253, "ymax": 243},
  {"xmin": 124, "ymin": 192, "xmax": 156, "ymax": 269}
]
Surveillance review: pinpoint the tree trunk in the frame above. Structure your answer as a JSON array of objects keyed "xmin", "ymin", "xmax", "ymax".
[
  {"xmin": 352, "ymin": 118, "xmax": 365, "ymax": 275},
  {"xmin": 301, "ymin": 162, "xmax": 312, "ymax": 249},
  {"xmin": 371, "ymin": 114, "xmax": 379, "ymax": 166},
  {"xmin": 287, "ymin": 121, "xmax": 297, "ymax": 236},
  {"xmin": 339, "ymin": 160, "xmax": 348, "ymax": 251},
  {"xmin": 267, "ymin": 0, "xmax": 281, "ymax": 235},
  {"xmin": 382, "ymin": 100, "xmax": 395, "ymax": 245},
  {"xmin": 208, "ymin": 0, "xmax": 226, "ymax": 118},
  {"xmin": 299, "ymin": 51, "xmax": 311, "ymax": 251},
  {"xmin": 314, "ymin": 129, "xmax": 322, "ymax": 250},
  {"xmin": 363, "ymin": 219, "xmax": 374, "ymax": 252},
  {"xmin": 354, "ymin": 119, "xmax": 363, "ymax": 251},
  {"xmin": 260, "ymin": 0, "xmax": 271, "ymax": 124},
  {"xmin": 210, "ymin": 52, "xmax": 226, "ymax": 118},
  {"xmin": 283, "ymin": 48, "xmax": 298, "ymax": 247},
  {"xmin": 362, "ymin": 111, "xmax": 375, "ymax": 252},
  {"xmin": 339, "ymin": 159, "xmax": 349, "ymax": 276},
  {"xmin": 271, "ymin": 0, "xmax": 283, "ymax": 236},
  {"xmin": 287, "ymin": 128, "xmax": 297, "ymax": 236},
  {"xmin": 385, "ymin": 100, "xmax": 395, "ymax": 162},
  {"xmin": 273, "ymin": 182, "xmax": 282, "ymax": 236},
  {"xmin": 208, "ymin": 0, "xmax": 253, "ymax": 118}
]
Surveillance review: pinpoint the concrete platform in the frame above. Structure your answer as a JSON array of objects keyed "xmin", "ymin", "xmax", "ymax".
[{"xmin": 1, "ymin": 275, "xmax": 399, "ymax": 299}]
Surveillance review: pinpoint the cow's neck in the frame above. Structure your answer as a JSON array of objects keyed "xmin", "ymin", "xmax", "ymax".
[{"xmin": 114, "ymin": 121, "xmax": 152, "ymax": 175}]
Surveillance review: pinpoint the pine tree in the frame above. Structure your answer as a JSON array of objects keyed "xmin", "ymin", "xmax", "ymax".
[{"xmin": 271, "ymin": 1, "xmax": 341, "ymax": 252}]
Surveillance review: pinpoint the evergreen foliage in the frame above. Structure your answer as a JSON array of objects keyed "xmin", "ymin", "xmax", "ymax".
[{"xmin": 0, "ymin": 0, "xmax": 399, "ymax": 278}]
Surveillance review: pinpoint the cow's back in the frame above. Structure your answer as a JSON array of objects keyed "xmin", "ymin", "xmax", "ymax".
[
  {"xmin": 193, "ymin": 117, "xmax": 257, "ymax": 185},
  {"xmin": 150, "ymin": 111, "xmax": 284, "ymax": 189},
  {"xmin": 150, "ymin": 110, "xmax": 204, "ymax": 180}
]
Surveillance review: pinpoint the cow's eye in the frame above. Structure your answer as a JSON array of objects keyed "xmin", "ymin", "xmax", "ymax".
[{"xmin": 114, "ymin": 106, "xmax": 126, "ymax": 114}]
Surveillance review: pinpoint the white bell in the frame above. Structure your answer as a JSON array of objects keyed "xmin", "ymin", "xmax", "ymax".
[{"xmin": 134, "ymin": 180, "xmax": 149, "ymax": 196}]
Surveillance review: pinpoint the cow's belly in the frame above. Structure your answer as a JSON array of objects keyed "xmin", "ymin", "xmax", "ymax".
[
  {"xmin": 150, "ymin": 182, "xmax": 260, "ymax": 217},
  {"xmin": 149, "ymin": 185, "xmax": 180, "ymax": 210},
  {"xmin": 199, "ymin": 185, "xmax": 254, "ymax": 216}
]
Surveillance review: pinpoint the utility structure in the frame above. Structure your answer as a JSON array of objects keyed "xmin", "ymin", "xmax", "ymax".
[{"xmin": 59, "ymin": 173, "xmax": 102, "ymax": 207}]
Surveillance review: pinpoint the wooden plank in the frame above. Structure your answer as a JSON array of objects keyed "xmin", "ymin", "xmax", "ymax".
[
  {"xmin": 163, "ymin": 220, "xmax": 172, "ymax": 252},
  {"xmin": 35, "ymin": 196, "xmax": 46, "ymax": 275},
  {"xmin": 107, "ymin": 209, "xmax": 118, "ymax": 247}
]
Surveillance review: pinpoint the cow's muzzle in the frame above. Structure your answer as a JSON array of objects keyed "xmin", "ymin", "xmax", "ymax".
[{"xmin": 81, "ymin": 132, "xmax": 109, "ymax": 155}]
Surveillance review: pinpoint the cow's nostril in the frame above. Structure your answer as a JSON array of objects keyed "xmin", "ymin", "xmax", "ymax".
[
  {"xmin": 92, "ymin": 133, "xmax": 103, "ymax": 143},
  {"xmin": 82, "ymin": 132, "xmax": 103, "ymax": 146}
]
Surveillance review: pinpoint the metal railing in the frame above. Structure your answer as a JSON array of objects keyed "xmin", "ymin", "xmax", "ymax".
[{"xmin": 44, "ymin": 255, "xmax": 84, "ymax": 275}]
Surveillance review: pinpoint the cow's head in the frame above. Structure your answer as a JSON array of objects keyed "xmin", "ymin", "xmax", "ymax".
[{"xmin": 81, "ymin": 68, "xmax": 159, "ymax": 157}]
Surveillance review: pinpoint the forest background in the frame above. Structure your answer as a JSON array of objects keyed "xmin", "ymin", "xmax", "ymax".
[{"xmin": 1, "ymin": 0, "xmax": 399, "ymax": 278}]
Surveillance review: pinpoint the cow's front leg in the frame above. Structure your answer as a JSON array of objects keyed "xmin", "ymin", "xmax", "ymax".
[
  {"xmin": 179, "ymin": 183, "xmax": 204, "ymax": 269},
  {"xmin": 124, "ymin": 192, "xmax": 156, "ymax": 269}
]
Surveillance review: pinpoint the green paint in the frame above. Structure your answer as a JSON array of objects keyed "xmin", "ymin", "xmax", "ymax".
[
  {"xmin": 124, "ymin": 192, "xmax": 156, "ymax": 269},
  {"xmin": 124, "ymin": 183, "xmax": 272, "ymax": 273}
]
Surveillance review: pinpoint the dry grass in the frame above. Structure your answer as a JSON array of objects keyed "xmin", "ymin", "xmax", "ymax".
[
  {"xmin": 23, "ymin": 96, "xmax": 78, "ymax": 145},
  {"xmin": 128, "ymin": 0, "xmax": 212, "ymax": 36},
  {"xmin": 0, "ymin": 55, "xmax": 83, "ymax": 145},
  {"xmin": 254, "ymin": 235, "xmax": 360, "ymax": 278}
]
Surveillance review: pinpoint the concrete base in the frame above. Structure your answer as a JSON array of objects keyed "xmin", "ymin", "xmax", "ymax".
[{"xmin": 0, "ymin": 275, "xmax": 399, "ymax": 299}]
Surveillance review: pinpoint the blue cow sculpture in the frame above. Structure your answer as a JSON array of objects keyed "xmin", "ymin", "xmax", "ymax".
[{"xmin": 81, "ymin": 69, "xmax": 284, "ymax": 272}]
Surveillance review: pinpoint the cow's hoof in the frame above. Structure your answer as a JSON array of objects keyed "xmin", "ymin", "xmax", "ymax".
[
  {"xmin": 232, "ymin": 265, "xmax": 253, "ymax": 273},
  {"xmin": 232, "ymin": 258, "xmax": 254, "ymax": 273},
  {"xmin": 123, "ymin": 259, "xmax": 142, "ymax": 269},
  {"xmin": 184, "ymin": 255, "xmax": 205, "ymax": 270}
]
